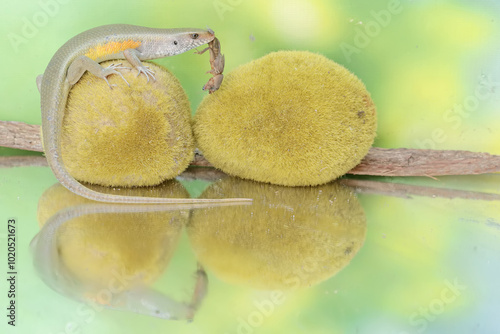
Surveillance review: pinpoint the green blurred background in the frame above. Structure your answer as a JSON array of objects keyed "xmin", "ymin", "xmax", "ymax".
[
  {"xmin": 1, "ymin": 0, "xmax": 500, "ymax": 334},
  {"xmin": 1, "ymin": 0, "xmax": 499, "ymax": 155}
]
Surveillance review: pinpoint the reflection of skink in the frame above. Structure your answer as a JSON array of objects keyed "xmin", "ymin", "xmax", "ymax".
[
  {"xmin": 31, "ymin": 200, "xmax": 209, "ymax": 320},
  {"xmin": 38, "ymin": 24, "xmax": 249, "ymax": 204}
]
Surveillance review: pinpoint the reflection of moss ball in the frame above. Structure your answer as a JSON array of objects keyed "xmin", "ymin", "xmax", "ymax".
[
  {"xmin": 37, "ymin": 181, "xmax": 189, "ymax": 288},
  {"xmin": 188, "ymin": 178, "xmax": 366, "ymax": 289},
  {"xmin": 193, "ymin": 51, "xmax": 377, "ymax": 186},
  {"xmin": 61, "ymin": 60, "xmax": 194, "ymax": 187}
]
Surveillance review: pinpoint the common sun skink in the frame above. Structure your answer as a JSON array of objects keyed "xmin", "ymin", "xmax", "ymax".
[{"xmin": 38, "ymin": 24, "xmax": 249, "ymax": 204}]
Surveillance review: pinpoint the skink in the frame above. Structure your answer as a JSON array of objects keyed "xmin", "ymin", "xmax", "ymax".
[{"xmin": 38, "ymin": 24, "xmax": 249, "ymax": 204}]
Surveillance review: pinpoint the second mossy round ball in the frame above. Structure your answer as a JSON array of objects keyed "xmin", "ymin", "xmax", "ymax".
[
  {"xmin": 193, "ymin": 51, "xmax": 377, "ymax": 186},
  {"xmin": 61, "ymin": 60, "xmax": 194, "ymax": 187}
]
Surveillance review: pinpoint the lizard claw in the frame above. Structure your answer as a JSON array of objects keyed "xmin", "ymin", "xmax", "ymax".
[
  {"xmin": 112, "ymin": 70, "xmax": 130, "ymax": 87},
  {"xmin": 101, "ymin": 64, "xmax": 130, "ymax": 88},
  {"xmin": 136, "ymin": 66, "xmax": 156, "ymax": 82},
  {"xmin": 106, "ymin": 63, "xmax": 131, "ymax": 71},
  {"xmin": 103, "ymin": 77, "xmax": 118, "ymax": 89}
]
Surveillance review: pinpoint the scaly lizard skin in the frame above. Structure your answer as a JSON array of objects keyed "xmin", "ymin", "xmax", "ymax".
[{"xmin": 39, "ymin": 24, "xmax": 251, "ymax": 204}]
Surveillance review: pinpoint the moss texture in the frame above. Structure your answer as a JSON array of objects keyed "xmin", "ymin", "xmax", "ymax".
[
  {"xmin": 62, "ymin": 60, "xmax": 194, "ymax": 187},
  {"xmin": 194, "ymin": 51, "xmax": 377, "ymax": 186},
  {"xmin": 37, "ymin": 181, "xmax": 189, "ymax": 288},
  {"xmin": 187, "ymin": 177, "xmax": 366, "ymax": 289}
]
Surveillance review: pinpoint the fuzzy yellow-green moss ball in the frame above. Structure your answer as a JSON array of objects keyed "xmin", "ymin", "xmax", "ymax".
[
  {"xmin": 193, "ymin": 51, "xmax": 377, "ymax": 186},
  {"xmin": 36, "ymin": 181, "xmax": 189, "ymax": 289},
  {"xmin": 187, "ymin": 178, "xmax": 366, "ymax": 289},
  {"xmin": 61, "ymin": 60, "xmax": 194, "ymax": 187}
]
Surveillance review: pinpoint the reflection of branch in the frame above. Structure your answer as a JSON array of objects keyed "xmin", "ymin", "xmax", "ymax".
[
  {"xmin": 1, "ymin": 120, "xmax": 500, "ymax": 176},
  {"xmin": 0, "ymin": 155, "xmax": 47, "ymax": 168},
  {"xmin": 339, "ymin": 179, "xmax": 500, "ymax": 202},
  {"xmin": 179, "ymin": 167, "xmax": 500, "ymax": 202}
]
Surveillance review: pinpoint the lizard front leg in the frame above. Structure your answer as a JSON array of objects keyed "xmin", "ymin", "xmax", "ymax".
[
  {"xmin": 67, "ymin": 55, "xmax": 130, "ymax": 88},
  {"xmin": 123, "ymin": 49, "xmax": 156, "ymax": 82}
]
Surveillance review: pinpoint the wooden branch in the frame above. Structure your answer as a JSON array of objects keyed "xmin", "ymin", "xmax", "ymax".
[
  {"xmin": 192, "ymin": 149, "xmax": 213, "ymax": 167},
  {"xmin": 1, "ymin": 120, "xmax": 499, "ymax": 177},
  {"xmin": 3, "ymin": 156, "xmax": 498, "ymax": 202},
  {"xmin": 0, "ymin": 121, "xmax": 42, "ymax": 152},
  {"xmin": 349, "ymin": 147, "xmax": 500, "ymax": 176}
]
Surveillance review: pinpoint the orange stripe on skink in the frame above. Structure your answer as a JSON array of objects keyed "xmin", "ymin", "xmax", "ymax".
[{"xmin": 85, "ymin": 40, "xmax": 142, "ymax": 60}]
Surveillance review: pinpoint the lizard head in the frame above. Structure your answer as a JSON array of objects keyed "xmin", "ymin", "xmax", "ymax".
[{"xmin": 169, "ymin": 28, "xmax": 215, "ymax": 55}]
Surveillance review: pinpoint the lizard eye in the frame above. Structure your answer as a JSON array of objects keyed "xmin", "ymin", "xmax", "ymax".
[
  {"xmin": 191, "ymin": 33, "xmax": 199, "ymax": 39},
  {"xmin": 173, "ymin": 40, "xmax": 178, "ymax": 45}
]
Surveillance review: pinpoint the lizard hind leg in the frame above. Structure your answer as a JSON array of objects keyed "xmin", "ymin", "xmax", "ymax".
[
  {"xmin": 67, "ymin": 55, "xmax": 130, "ymax": 89},
  {"xmin": 101, "ymin": 63, "xmax": 131, "ymax": 88}
]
